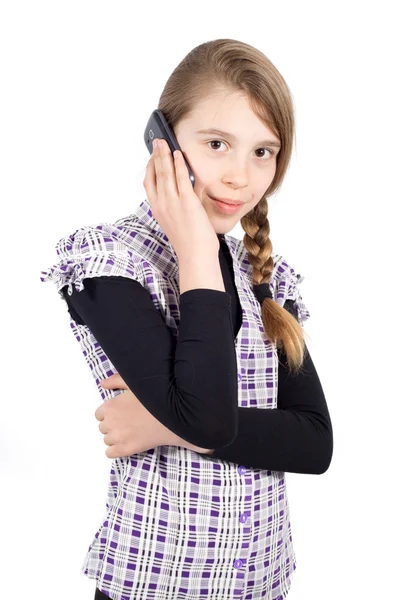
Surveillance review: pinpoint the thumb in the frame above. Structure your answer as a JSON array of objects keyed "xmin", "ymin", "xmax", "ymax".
[{"xmin": 100, "ymin": 373, "xmax": 128, "ymax": 389}]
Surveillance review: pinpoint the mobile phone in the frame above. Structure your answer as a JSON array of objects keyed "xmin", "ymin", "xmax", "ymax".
[{"xmin": 143, "ymin": 109, "xmax": 195, "ymax": 187}]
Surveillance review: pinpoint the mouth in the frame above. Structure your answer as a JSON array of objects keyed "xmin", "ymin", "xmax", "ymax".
[
  {"xmin": 209, "ymin": 195, "xmax": 245, "ymax": 206},
  {"xmin": 209, "ymin": 195, "xmax": 244, "ymax": 215}
]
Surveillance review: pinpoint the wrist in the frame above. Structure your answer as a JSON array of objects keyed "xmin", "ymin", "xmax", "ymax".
[
  {"xmin": 178, "ymin": 254, "xmax": 224, "ymax": 294},
  {"xmin": 162, "ymin": 427, "xmax": 213, "ymax": 454}
]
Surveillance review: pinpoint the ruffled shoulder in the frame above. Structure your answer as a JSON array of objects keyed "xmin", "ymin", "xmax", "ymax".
[
  {"xmin": 270, "ymin": 254, "xmax": 311, "ymax": 326},
  {"xmin": 39, "ymin": 222, "xmax": 146, "ymax": 299}
]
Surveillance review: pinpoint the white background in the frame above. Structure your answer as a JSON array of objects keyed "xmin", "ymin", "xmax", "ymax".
[{"xmin": 1, "ymin": 1, "xmax": 399, "ymax": 599}]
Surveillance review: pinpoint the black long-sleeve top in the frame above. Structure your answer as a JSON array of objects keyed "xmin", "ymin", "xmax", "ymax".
[{"xmin": 62, "ymin": 236, "xmax": 333, "ymax": 474}]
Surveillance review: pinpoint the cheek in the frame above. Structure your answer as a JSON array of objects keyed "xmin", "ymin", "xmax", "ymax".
[
  {"xmin": 184, "ymin": 152, "xmax": 210, "ymax": 197},
  {"xmin": 192, "ymin": 172, "xmax": 214, "ymax": 201},
  {"xmin": 256, "ymin": 168, "xmax": 276, "ymax": 197},
  {"xmin": 193, "ymin": 182, "xmax": 208, "ymax": 204}
]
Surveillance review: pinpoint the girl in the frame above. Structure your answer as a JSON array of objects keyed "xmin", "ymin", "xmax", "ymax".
[{"xmin": 41, "ymin": 38, "xmax": 333, "ymax": 600}]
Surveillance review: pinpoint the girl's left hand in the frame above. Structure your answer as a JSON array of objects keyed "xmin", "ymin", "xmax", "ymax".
[{"xmin": 96, "ymin": 373, "xmax": 214, "ymax": 458}]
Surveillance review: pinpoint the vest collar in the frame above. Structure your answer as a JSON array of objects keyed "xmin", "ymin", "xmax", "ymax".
[{"xmin": 132, "ymin": 196, "xmax": 248, "ymax": 279}]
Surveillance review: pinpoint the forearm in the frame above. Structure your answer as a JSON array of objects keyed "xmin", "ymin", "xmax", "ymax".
[
  {"xmin": 206, "ymin": 405, "xmax": 333, "ymax": 474},
  {"xmin": 156, "ymin": 251, "xmax": 224, "ymax": 452},
  {"xmin": 174, "ymin": 251, "xmax": 232, "ymax": 450}
]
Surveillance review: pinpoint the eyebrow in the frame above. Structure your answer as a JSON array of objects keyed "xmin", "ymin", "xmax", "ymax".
[{"xmin": 195, "ymin": 128, "xmax": 281, "ymax": 148}]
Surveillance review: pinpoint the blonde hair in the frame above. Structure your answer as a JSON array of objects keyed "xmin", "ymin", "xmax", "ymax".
[{"xmin": 156, "ymin": 38, "xmax": 309, "ymax": 374}]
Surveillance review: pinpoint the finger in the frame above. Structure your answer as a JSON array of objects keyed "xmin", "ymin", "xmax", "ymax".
[
  {"xmin": 173, "ymin": 149, "xmax": 193, "ymax": 198},
  {"xmin": 106, "ymin": 445, "xmax": 118, "ymax": 459},
  {"xmin": 143, "ymin": 149, "xmax": 158, "ymax": 211},
  {"xmin": 98, "ymin": 421, "xmax": 108, "ymax": 434},
  {"xmin": 101, "ymin": 374, "xmax": 128, "ymax": 389},
  {"xmin": 100, "ymin": 373, "xmax": 119, "ymax": 384},
  {"xmin": 103, "ymin": 433, "xmax": 115, "ymax": 446},
  {"xmin": 106, "ymin": 444, "xmax": 128, "ymax": 459},
  {"xmin": 94, "ymin": 405, "xmax": 104, "ymax": 421},
  {"xmin": 154, "ymin": 139, "xmax": 179, "ymax": 207}
]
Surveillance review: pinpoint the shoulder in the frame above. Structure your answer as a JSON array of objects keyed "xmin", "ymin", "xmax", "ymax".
[
  {"xmin": 271, "ymin": 254, "xmax": 310, "ymax": 325},
  {"xmin": 53, "ymin": 215, "xmax": 141, "ymax": 261},
  {"xmin": 40, "ymin": 214, "xmax": 147, "ymax": 297}
]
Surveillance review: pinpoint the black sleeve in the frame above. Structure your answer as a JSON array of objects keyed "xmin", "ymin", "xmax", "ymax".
[
  {"xmin": 208, "ymin": 300, "xmax": 334, "ymax": 474},
  {"xmin": 61, "ymin": 276, "xmax": 238, "ymax": 450},
  {"xmin": 63, "ymin": 277, "xmax": 333, "ymax": 474}
]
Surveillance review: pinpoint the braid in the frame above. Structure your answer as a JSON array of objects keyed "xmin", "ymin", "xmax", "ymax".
[
  {"xmin": 241, "ymin": 197, "xmax": 274, "ymax": 286},
  {"xmin": 241, "ymin": 197, "xmax": 307, "ymax": 374}
]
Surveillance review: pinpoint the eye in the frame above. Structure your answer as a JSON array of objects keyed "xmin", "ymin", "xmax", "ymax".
[
  {"xmin": 207, "ymin": 140, "xmax": 275, "ymax": 159},
  {"xmin": 207, "ymin": 140, "xmax": 228, "ymax": 152},
  {"xmin": 255, "ymin": 147, "xmax": 275, "ymax": 159}
]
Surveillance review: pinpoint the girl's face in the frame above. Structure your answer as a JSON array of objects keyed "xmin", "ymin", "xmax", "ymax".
[{"xmin": 174, "ymin": 89, "xmax": 281, "ymax": 235}]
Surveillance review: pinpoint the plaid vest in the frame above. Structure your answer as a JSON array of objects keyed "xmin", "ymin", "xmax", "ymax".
[{"xmin": 40, "ymin": 197, "xmax": 310, "ymax": 600}]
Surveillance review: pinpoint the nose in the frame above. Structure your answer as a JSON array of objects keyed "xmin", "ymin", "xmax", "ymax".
[
  {"xmin": 221, "ymin": 157, "xmax": 250, "ymax": 190},
  {"xmin": 222, "ymin": 171, "xmax": 249, "ymax": 190}
]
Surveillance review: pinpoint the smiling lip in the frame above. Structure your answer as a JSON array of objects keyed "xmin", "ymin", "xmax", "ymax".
[
  {"xmin": 209, "ymin": 196, "xmax": 245, "ymax": 205},
  {"xmin": 211, "ymin": 197, "xmax": 243, "ymax": 215}
]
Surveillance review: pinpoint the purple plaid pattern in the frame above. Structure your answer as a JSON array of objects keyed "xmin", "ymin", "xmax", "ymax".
[{"xmin": 40, "ymin": 197, "xmax": 310, "ymax": 600}]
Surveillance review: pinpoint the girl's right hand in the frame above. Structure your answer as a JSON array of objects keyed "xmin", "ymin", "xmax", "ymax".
[
  {"xmin": 143, "ymin": 138, "xmax": 220, "ymax": 258},
  {"xmin": 100, "ymin": 372, "xmax": 215, "ymax": 455}
]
